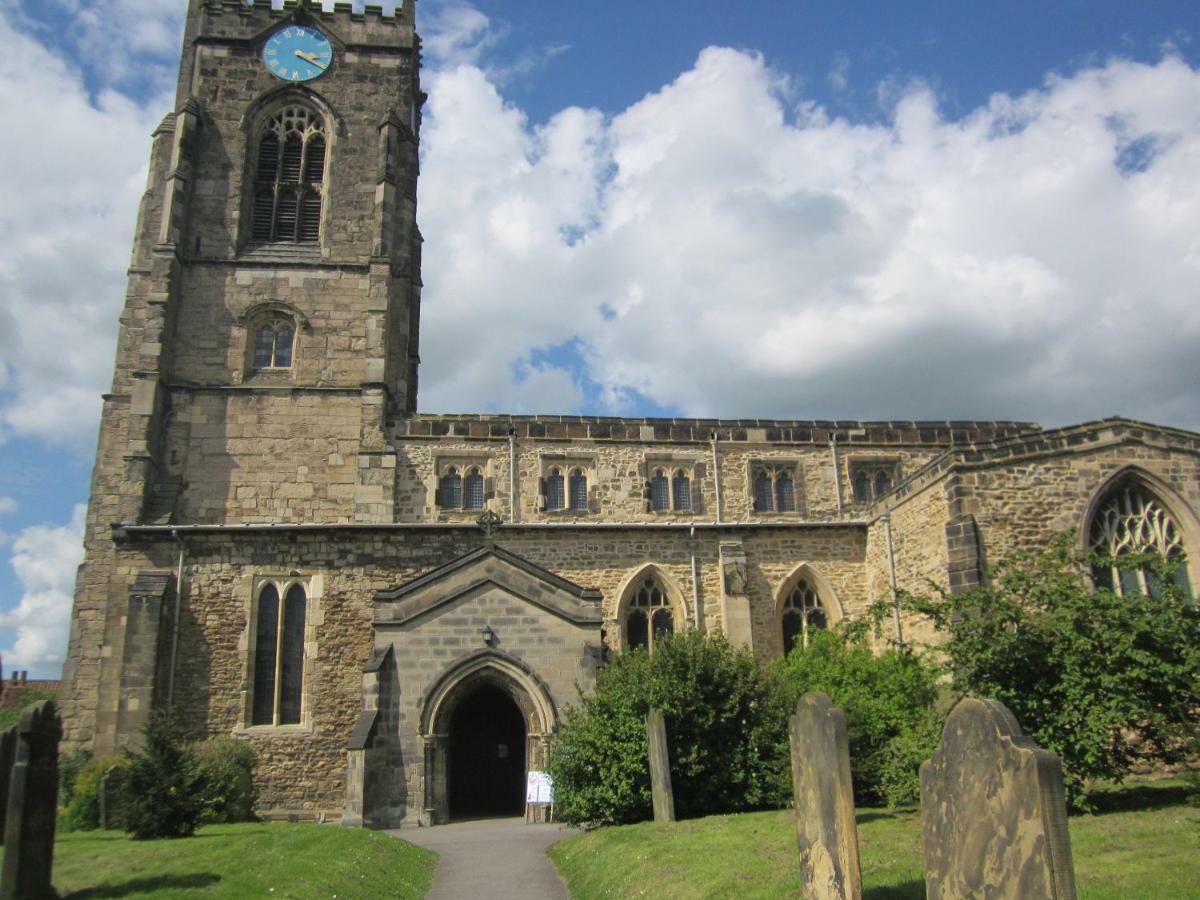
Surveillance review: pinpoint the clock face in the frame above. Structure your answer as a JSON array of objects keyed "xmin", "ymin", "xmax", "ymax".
[{"xmin": 263, "ymin": 25, "xmax": 332, "ymax": 82}]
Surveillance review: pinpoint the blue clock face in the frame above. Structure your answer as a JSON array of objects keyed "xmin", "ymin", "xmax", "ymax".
[{"xmin": 263, "ymin": 25, "xmax": 332, "ymax": 82}]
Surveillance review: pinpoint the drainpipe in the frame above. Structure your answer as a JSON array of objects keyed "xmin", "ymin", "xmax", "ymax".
[
  {"xmin": 710, "ymin": 433, "xmax": 723, "ymax": 524},
  {"xmin": 508, "ymin": 428, "xmax": 519, "ymax": 523},
  {"xmin": 882, "ymin": 512, "xmax": 904, "ymax": 648},
  {"xmin": 168, "ymin": 529, "xmax": 186, "ymax": 713},
  {"xmin": 689, "ymin": 525, "xmax": 702, "ymax": 631},
  {"xmin": 830, "ymin": 434, "xmax": 843, "ymax": 515}
]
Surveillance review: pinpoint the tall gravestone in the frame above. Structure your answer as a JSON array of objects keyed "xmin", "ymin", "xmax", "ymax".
[
  {"xmin": 1, "ymin": 700, "xmax": 62, "ymax": 900},
  {"xmin": 0, "ymin": 728, "xmax": 16, "ymax": 845},
  {"xmin": 645, "ymin": 708, "xmax": 675, "ymax": 823},
  {"xmin": 789, "ymin": 692, "xmax": 862, "ymax": 900},
  {"xmin": 921, "ymin": 698, "xmax": 1077, "ymax": 900}
]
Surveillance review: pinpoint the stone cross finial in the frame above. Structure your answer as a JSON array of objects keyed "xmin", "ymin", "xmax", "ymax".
[{"xmin": 477, "ymin": 509, "xmax": 504, "ymax": 543}]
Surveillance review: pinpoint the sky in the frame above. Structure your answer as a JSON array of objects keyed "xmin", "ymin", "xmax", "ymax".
[{"xmin": 1, "ymin": 0, "xmax": 1198, "ymax": 677}]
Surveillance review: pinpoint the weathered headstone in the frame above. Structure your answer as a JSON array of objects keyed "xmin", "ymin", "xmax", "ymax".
[
  {"xmin": 1, "ymin": 700, "xmax": 62, "ymax": 900},
  {"xmin": 0, "ymin": 728, "xmax": 16, "ymax": 845},
  {"xmin": 921, "ymin": 698, "xmax": 1077, "ymax": 900},
  {"xmin": 645, "ymin": 708, "xmax": 675, "ymax": 823},
  {"xmin": 789, "ymin": 692, "xmax": 862, "ymax": 900}
]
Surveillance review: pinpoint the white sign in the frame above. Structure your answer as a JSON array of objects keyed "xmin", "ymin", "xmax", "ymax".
[{"xmin": 526, "ymin": 770, "xmax": 554, "ymax": 804}]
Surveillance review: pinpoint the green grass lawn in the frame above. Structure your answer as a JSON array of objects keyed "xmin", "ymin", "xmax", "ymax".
[
  {"xmin": 548, "ymin": 783, "xmax": 1200, "ymax": 899},
  {"xmin": 53, "ymin": 822, "xmax": 437, "ymax": 899}
]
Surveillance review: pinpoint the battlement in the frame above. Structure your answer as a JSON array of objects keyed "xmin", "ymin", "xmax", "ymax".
[{"xmin": 200, "ymin": 0, "xmax": 416, "ymax": 46}]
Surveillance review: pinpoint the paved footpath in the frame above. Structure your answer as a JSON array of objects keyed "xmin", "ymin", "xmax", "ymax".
[{"xmin": 392, "ymin": 817, "xmax": 578, "ymax": 899}]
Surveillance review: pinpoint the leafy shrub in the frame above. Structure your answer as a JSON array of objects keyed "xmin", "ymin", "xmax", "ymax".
[
  {"xmin": 773, "ymin": 628, "xmax": 943, "ymax": 806},
  {"xmin": 896, "ymin": 534, "xmax": 1200, "ymax": 809},
  {"xmin": 547, "ymin": 631, "xmax": 790, "ymax": 827},
  {"xmin": 189, "ymin": 736, "xmax": 258, "ymax": 824},
  {"xmin": 63, "ymin": 755, "xmax": 131, "ymax": 831},
  {"xmin": 58, "ymin": 749, "xmax": 93, "ymax": 808},
  {"xmin": 123, "ymin": 715, "xmax": 203, "ymax": 840}
]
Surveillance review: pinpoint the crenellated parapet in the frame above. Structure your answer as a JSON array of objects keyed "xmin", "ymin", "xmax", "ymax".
[{"xmin": 198, "ymin": 0, "xmax": 417, "ymax": 49}]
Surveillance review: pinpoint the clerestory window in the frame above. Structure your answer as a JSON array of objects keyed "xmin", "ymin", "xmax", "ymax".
[
  {"xmin": 437, "ymin": 465, "xmax": 486, "ymax": 511},
  {"xmin": 649, "ymin": 467, "xmax": 693, "ymax": 512},
  {"xmin": 1089, "ymin": 481, "xmax": 1193, "ymax": 598},
  {"xmin": 752, "ymin": 465, "xmax": 798, "ymax": 513},
  {"xmin": 252, "ymin": 582, "xmax": 307, "ymax": 726},
  {"xmin": 850, "ymin": 462, "xmax": 899, "ymax": 503},
  {"xmin": 252, "ymin": 105, "xmax": 326, "ymax": 244}
]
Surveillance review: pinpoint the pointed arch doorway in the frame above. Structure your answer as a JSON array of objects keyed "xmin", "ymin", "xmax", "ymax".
[
  {"xmin": 447, "ymin": 682, "xmax": 526, "ymax": 819},
  {"xmin": 420, "ymin": 651, "xmax": 558, "ymax": 824}
]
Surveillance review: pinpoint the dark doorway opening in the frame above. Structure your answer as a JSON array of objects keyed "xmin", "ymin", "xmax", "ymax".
[{"xmin": 448, "ymin": 683, "xmax": 527, "ymax": 819}]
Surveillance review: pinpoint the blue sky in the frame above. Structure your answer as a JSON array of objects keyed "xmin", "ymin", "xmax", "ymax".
[{"xmin": 1, "ymin": 0, "xmax": 1199, "ymax": 676}]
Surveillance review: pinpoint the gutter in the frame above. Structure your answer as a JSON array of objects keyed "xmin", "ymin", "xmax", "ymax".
[{"xmin": 167, "ymin": 528, "xmax": 186, "ymax": 714}]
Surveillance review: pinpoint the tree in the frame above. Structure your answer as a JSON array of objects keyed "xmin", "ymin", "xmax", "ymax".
[
  {"xmin": 123, "ymin": 715, "xmax": 204, "ymax": 839},
  {"xmin": 894, "ymin": 533, "xmax": 1200, "ymax": 807},
  {"xmin": 546, "ymin": 631, "xmax": 790, "ymax": 827}
]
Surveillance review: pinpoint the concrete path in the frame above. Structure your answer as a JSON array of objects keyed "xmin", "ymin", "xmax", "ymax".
[{"xmin": 392, "ymin": 817, "xmax": 578, "ymax": 899}]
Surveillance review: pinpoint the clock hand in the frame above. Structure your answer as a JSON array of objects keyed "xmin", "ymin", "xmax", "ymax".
[{"xmin": 294, "ymin": 49, "xmax": 327, "ymax": 69}]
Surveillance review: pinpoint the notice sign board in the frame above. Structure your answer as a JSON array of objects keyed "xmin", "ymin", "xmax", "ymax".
[{"xmin": 526, "ymin": 771, "xmax": 554, "ymax": 804}]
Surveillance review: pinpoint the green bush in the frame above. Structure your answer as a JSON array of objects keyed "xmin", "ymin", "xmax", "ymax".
[
  {"xmin": 547, "ymin": 631, "xmax": 790, "ymax": 827},
  {"xmin": 773, "ymin": 628, "xmax": 943, "ymax": 806},
  {"xmin": 189, "ymin": 736, "xmax": 258, "ymax": 824},
  {"xmin": 897, "ymin": 533, "xmax": 1200, "ymax": 809},
  {"xmin": 58, "ymin": 748, "xmax": 93, "ymax": 809},
  {"xmin": 123, "ymin": 715, "xmax": 203, "ymax": 840},
  {"xmin": 63, "ymin": 755, "xmax": 131, "ymax": 831}
]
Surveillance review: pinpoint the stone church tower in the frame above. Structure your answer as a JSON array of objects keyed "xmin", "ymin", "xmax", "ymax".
[
  {"xmin": 61, "ymin": 0, "xmax": 1200, "ymax": 826},
  {"xmin": 61, "ymin": 0, "xmax": 424, "ymax": 755}
]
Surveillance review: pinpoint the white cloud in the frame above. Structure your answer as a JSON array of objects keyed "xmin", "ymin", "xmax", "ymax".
[
  {"xmin": 1, "ymin": 505, "xmax": 85, "ymax": 677},
  {"xmin": 417, "ymin": 38, "xmax": 1200, "ymax": 427},
  {"xmin": 0, "ymin": 497, "xmax": 16, "ymax": 516},
  {"xmin": 0, "ymin": 8, "xmax": 172, "ymax": 444}
]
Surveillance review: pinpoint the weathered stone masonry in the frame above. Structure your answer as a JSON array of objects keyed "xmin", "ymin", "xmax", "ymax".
[{"xmin": 60, "ymin": 0, "xmax": 1200, "ymax": 824}]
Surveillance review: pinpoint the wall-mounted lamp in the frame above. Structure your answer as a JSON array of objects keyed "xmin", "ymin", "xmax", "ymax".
[{"xmin": 481, "ymin": 625, "xmax": 496, "ymax": 647}]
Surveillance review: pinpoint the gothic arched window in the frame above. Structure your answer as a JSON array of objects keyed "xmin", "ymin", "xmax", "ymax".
[
  {"xmin": 776, "ymin": 471, "xmax": 796, "ymax": 512},
  {"xmin": 252, "ymin": 105, "xmax": 326, "ymax": 244},
  {"xmin": 253, "ymin": 319, "xmax": 295, "ymax": 369},
  {"xmin": 1089, "ymin": 481, "xmax": 1193, "ymax": 598},
  {"xmin": 650, "ymin": 469, "xmax": 670, "ymax": 511},
  {"xmin": 568, "ymin": 468, "xmax": 588, "ymax": 512},
  {"xmin": 672, "ymin": 470, "xmax": 692, "ymax": 512},
  {"xmin": 781, "ymin": 578, "xmax": 827, "ymax": 653},
  {"xmin": 463, "ymin": 467, "xmax": 485, "ymax": 511},
  {"xmin": 252, "ymin": 582, "xmax": 307, "ymax": 726},
  {"xmin": 625, "ymin": 575, "xmax": 675, "ymax": 652},
  {"xmin": 546, "ymin": 467, "xmax": 566, "ymax": 511},
  {"xmin": 753, "ymin": 469, "xmax": 774, "ymax": 512},
  {"xmin": 439, "ymin": 467, "xmax": 463, "ymax": 509}
]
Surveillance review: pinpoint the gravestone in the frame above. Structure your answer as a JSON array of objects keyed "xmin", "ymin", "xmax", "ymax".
[
  {"xmin": 1, "ymin": 700, "xmax": 62, "ymax": 900},
  {"xmin": 921, "ymin": 697, "xmax": 1077, "ymax": 900},
  {"xmin": 789, "ymin": 692, "xmax": 862, "ymax": 900},
  {"xmin": 0, "ymin": 728, "xmax": 16, "ymax": 844},
  {"xmin": 645, "ymin": 708, "xmax": 675, "ymax": 823}
]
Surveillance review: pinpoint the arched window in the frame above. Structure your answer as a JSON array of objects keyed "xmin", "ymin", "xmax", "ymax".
[
  {"xmin": 781, "ymin": 578, "xmax": 827, "ymax": 653},
  {"xmin": 1089, "ymin": 481, "xmax": 1193, "ymax": 598},
  {"xmin": 252, "ymin": 582, "xmax": 306, "ymax": 726},
  {"xmin": 776, "ymin": 471, "xmax": 796, "ymax": 512},
  {"xmin": 650, "ymin": 469, "xmax": 670, "ymax": 511},
  {"xmin": 463, "ymin": 467, "xmax": 485, "ymax": 511},
  {"xmin": 439, "ymin": 467, "xmax": 463, "ymax": 509},
  {"xmin": 672, "ymin": 470, "xmax": 692, "ymax": 511},
  {"xmin": 753, "ymin": 469, "xmax": 774, "ymax": 512},
  {"xmin": 874, "ymin": 470, "xmax": 893, "ymax": 498},
  {"xmin": 625, "ymin": 575, "xmax": 675, "ymax": 652},
  {"xmin": 252, "ymin": 105, "xmax": 326, "ymax": 244},
  {"xmin": 252, "ymin": 320, "xmax": 295, "ymax": 369},
  {"xmin": 568, "ymin": 468, "xmax": 588, "ymax": 512},
  {"xmin": 850, "ymin": 462, "xmax": 900, "ymax": 503},
  {"xmin": 546, "ymin": 467, "xmax": 565, "ymax": 511},
  {"xmin": 852, "ymin": 470, "xmax": 873, "ymax": 503}
]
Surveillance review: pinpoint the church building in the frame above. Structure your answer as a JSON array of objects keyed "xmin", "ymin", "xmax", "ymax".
[{"xmin": 60, "ymin": 0, "xmax": 1200, "ymax": 827}]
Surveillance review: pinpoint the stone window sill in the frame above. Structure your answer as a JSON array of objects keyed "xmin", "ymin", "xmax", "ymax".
[{"xmin": 237, "ymin": 722, "xmax": 317, "ymax": 738}]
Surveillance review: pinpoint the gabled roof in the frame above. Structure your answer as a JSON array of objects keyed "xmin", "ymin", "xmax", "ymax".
[{"xmin": 374, "ymin": 545, "xmax": 604, "ymax": 627}]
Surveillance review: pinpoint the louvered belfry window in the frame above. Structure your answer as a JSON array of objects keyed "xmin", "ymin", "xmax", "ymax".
[{"xmin": 252, "ymin": 106, "xmax": 326, "ymax": 244}]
